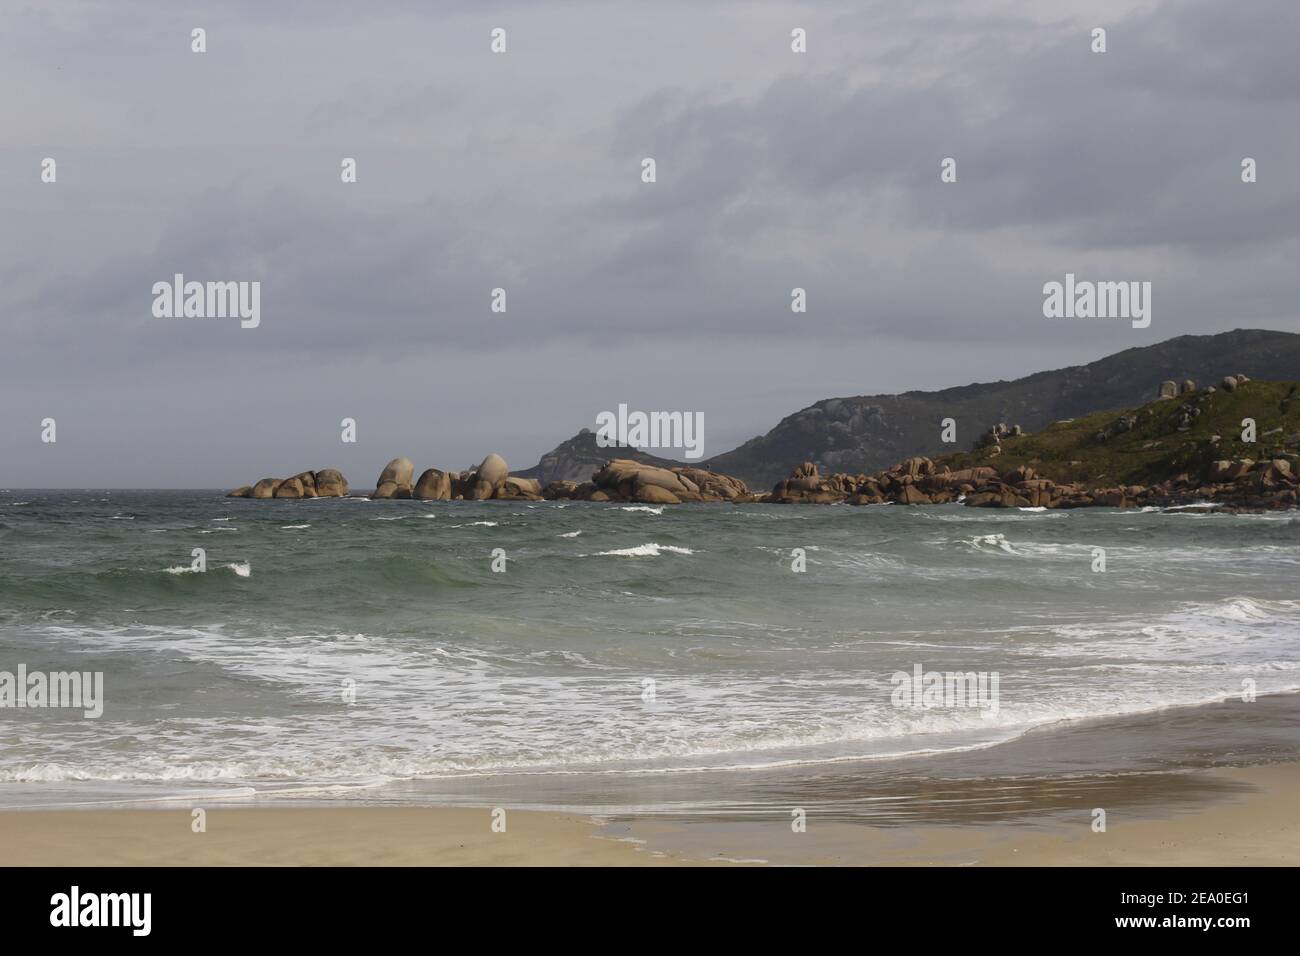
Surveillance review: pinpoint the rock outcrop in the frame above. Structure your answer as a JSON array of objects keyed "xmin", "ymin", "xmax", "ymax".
[
  {"xmin": 250, "ymin": 478, "xmax": 281, "ymax": 499},
  {"xmin": 274, "ymin": 477, "xmax": 305, "ymax": 499},
  {"xmin": 374, "ymin": 457, "xmax": 415, "ymax": 499},
  {"xmin": 314, "ymin": 469, "xmax": 349, "ymax": 497},
  {"xmin": 228, "ymin": 469, "xmax": 349, "ymax": 499},
  {"xmin": 528, "ymin": 458, "xmax": 752, "ymax": 504},
  {"xmin": 413, "ymin": 468, "xmax": 452, "ymax": 501}
]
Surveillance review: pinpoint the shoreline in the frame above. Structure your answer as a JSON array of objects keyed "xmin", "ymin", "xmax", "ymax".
[
  {"xmin": 1, "ymin": 763, "xmax": 1295, "ymax": 866},
  {"xmin": 3, "ymin": 695, "xmax": 1298, "ymax": 866}
]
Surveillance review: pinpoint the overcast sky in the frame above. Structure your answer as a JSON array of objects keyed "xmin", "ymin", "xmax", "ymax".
[{"xmin": 3, "ymin": 0, "xmax": 1298, "ymax": 487}]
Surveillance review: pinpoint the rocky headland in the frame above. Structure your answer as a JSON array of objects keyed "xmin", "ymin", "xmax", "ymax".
[{"xmin": 227, "ymin": 377, "xmax": 1300, "ymax": 512}]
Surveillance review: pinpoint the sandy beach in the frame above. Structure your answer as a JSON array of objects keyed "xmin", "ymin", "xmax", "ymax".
[
  {"xmin": 1, "ymin": 762, "xmax": 1295, "ymax": 867},
  {"xmin": 0, "ymin": 806, "xmax": 676, "ymax": 867}
]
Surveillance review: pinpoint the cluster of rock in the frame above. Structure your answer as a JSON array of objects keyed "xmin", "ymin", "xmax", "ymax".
[
  {"xmin": 768, "ymin": 454, "xmax": 1298, "ymax": 510},
  {"xmin": 372, "ymin": 454, "xmax": 542, "ymax": 501},
  {"xmin": 1157, "ymin": 374, "xmax": 1251, "ymax": 400},
  {"xmin": 226, "ymin": 455, "xmax": 544, "ymax": 502},
  {"xmin": 541, "ymin": 459, "xmax": 753, "ymax": 504},
  {"xmin": 227, "ymin": 468, "xmax": 349, "ymax": 499},
  {"xmin": 975, "ymin": 422, "xmax": 1025, "ymax": 456},
  {"xmin": 773, "ymin": 458, "xmax": 1000, "ymax": 505},
  {"xmin": 1157, "ymin": 379, "xmax": 1197, "ymax": 399}
]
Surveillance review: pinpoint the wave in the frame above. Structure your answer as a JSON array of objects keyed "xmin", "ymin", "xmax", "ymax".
[
  {"xmin": 621, "ymin": 506, "xmax": 664, "ymax": 515},
  {"xmin": 592, "ymin": 543, "xmax": 696, "ymax": 557},
  {"xmin": 964, "ymin": 533, "xmax": 1019, "ymax": 554},
  {"xmin": 162, "ymin": 562, "xmax": 250, "ymax": 577}
]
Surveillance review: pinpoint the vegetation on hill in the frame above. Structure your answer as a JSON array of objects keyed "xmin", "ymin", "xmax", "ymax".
[{"xmin": 939, "ymin": 379, "xmax": 1300, "ymax": 486}]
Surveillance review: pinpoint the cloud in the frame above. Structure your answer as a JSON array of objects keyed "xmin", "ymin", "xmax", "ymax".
[{"xmin": 2, "ymin": 0, "xmax": 1298, "ymax": 484}]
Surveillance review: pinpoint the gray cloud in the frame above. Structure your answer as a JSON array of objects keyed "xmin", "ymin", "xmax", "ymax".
[{"xmin": 2, "ymin": 0, "xmax": 1298, "ymax": 486}]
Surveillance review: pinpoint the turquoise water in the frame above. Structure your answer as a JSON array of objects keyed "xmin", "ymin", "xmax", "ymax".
[{"xmin": 1, "ymin": 490, "xmax": 1299, "ymax": 807}]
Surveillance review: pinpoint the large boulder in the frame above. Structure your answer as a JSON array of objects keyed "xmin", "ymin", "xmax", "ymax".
[
  {"xmin": 591, "ymin": 459, "xmax": 645, "ymax": 489},
  {"xmin": 274, "ymin": 477, "xmax": 304, "ymax": 499},
  {"xmin": 226, "ymin": 485, "xmax": 252, "ymax": 498},
  {"xmin": 377, "ymin": 457, "xmax": 414, "ymax": 488},
  {"xmin": 288, "ymin": 471, "xmax": 317, "ymax": 498},
  {"xmin": 476, "ymin": 453, "xmax": 509, "ymax": 487},
  {"xmin": 634, "ymin": 467, "xmax": 688, "ymax": 495},
  {"xmin": 414, "ymin": 469, "xmax": 452, "ymax": 500},
  {"xmin": 897, "ymin": 484, "xmax": 931, "ymax": 505},
  {"xmin": 251, "ymin": 478, "xmax": 281, "ymax": 499},
  {"xmin": 499, "ymin": 476, "xmax": 541, "ymax": 499},
  {"xmin": 314, "ymin": 469, "xmax": 348, "ymax": 497},
  {"xmin": 1158, "ymin": 380, "xmax": 1178, "ymax": 400},
  {"xmin": 542, "ymin": 480, "xmax": 580, "ymax": 500},
  {"xmin": 674, "ymin": 467, "xmax": 748, "ymax": 500},
  {"xmin": 635, "ymin": 484, "xmax": 681, "ymax": 505},
  {"xmin": 373, "ymin": 481, "xmax": 399, "ymax": 499}
]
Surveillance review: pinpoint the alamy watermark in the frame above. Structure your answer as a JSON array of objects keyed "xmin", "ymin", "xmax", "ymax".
[
  {"xmin": 1043, "ymin": 273, "xmax": 1150, "ymax": 329},
  {"xmin": 890, "ymin": 663, "xmax": 999, "ymax": 716},
  {"xmin": 152, "ymin": 273, "xmax": 260, "ymax": 328},
  {"xmin": 595, "ymin": 404, "xmax": 704, "ymax": 460},
  {"xmin": 0, "ymin": 664, "xmax": 104, "ymax": 718}
]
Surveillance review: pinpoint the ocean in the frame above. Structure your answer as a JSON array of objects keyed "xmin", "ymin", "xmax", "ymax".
[{"xmin": 2, "ymin": 490, "xmax": 1299, "ymax": 813}]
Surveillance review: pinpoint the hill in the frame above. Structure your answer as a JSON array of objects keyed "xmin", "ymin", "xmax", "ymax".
[
  {"xmin": 944, "ymin": 377, "xmax": 1300, "ymax": 489},
  {"xmin": 513, "ymin": 429, "xmax": 685, "ymax": 484},
  {"xmin": 768, "ymin": 376, "xmax": 1300, "ymax": 510},
  {"xmin": 700, "ymin": 329, "xmax": 1300, "ymax": 487}
]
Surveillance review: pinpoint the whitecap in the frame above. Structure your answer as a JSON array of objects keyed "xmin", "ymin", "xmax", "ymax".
[
  {"xmin": 559, "ymin": 530, "xmax": 582, "ymax": 538},
  {"xmin": 965, "ymin": 533, "xmax": 1018, "ymax": 555},
  {"xmin": 593, "ymin": 543, "xmax": 695, "ymax": 557},
  {"xmin": 621, "ymin": 506, "xmax": 664, "ymax": 515}
]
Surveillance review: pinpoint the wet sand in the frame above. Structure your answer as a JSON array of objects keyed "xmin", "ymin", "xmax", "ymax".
[{"xmin": 605, "ymin": 764, "xmax": 1300, "ymax": 865}]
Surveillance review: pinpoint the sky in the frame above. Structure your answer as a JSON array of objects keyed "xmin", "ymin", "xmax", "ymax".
[{"xmin": 2, "ymin": 0, "xmax": 1298, "ymax": 487}]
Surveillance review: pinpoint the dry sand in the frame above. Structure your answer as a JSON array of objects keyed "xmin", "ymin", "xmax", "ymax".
[{"xmin": 0, "ymin": 806, "xmax": 691, "ymax": 867}]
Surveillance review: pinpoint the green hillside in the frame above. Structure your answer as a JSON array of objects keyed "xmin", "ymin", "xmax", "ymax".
[
  {"xmin": 701, "ymin": 329, "xmax": 1300, "ymax": 486},
  {"xmin": 939, "ymin": 379, "xmax": 1300, "ymax": 487}
]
